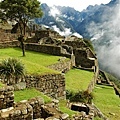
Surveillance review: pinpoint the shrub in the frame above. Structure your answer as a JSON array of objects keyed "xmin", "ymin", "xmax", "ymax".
[
  {"xmin": 66, "ymin": 90, "xmax": 94, "ymax": 104},
  {"xmin": 0, "ymin": 58, "xmax": 25, "ymax": 85}
]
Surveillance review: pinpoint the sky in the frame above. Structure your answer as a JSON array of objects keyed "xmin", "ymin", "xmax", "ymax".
[{"xmin": 39, "ymin": 0, "xmax": 111, "ymax": 11}]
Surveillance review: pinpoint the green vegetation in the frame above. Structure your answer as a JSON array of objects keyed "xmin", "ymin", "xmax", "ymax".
[
  {"xmin": 106, "ymin": 72, "xmax": 120, "ymax": 89},
  {"xmin": 14, "ymin": 88, "xmax": 52, "ymax": 103},
  {"xmin": 0, "ymin": 48, "xmax": 62, "ymax": 74},
  {"xmin": 66, "ymin": 90, "xmax": 94, "ymax": 104},
  {"xmin": 93, "ymin": 85, "xmax": 120, "ymax": 120},
  {"xmin": 59, "ymin": 100, "xmax": 77, "ymax": 117},
  {"xmin": 0, "ymin": 82, "xmax": 4, "ymax": 88},
  {"xmin": 0, "ymin": 0, "xmax": 43, "ymax": 56},
  {"xmin": 83, "ymin": 38, "xmax": 94, "ymax": 52},
  {"xmin": 94, "ymin": 116, "xmax": 103, "ymax": 120},
  {"xmin": 65, "ymin": 68, "xmax": 94, "ymax": 92},
  {"xmin": 0, "ymin": 58, "xmax": 25, "ymax": 84}
]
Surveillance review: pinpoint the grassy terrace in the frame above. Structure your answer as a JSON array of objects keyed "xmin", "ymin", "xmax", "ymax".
[
  {"xmin": 93, "ymin": 85, "xmax": 120, "ymax": 120},
  {"xmin": 14, "ymin": 88, "xmax": 52, "ymax": 103},
  {"xmin": 65, "ymin": 68, "xmax": 94, "ymax": 92},
  {"xmin": 0, "ymin": 48, "xmax": 63, "ymax": 75}
]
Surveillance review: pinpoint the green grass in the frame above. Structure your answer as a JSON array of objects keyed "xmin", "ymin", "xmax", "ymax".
[
  {"xmin": 0, "ymin": 82, "xmax": 5, "ymax": 88},
  {"xmin": 59, "ymin": 100, "xmax": 78, "ymax": 117},
  {"xmin": 93, "ymin": 85, "xmax": 120, "ymax": 120},
  {"xmin": 0, "ymin": 48, "xmax": 62, "ymax": 74},
  {"xmin": 14, "ymin": 88, "xmax": 52, "ymax": 103},
  {"xmin": 65, "ymin": 68, "xmax": 94, "ymax": 92}
]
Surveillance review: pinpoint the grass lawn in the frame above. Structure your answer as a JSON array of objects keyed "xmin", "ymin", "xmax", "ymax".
[
  {"xmin": 0, "ymin": 82, "xmax": 5, "ymax": 88},
  {"xmin": 93, "ymin": 85, "xmax": 120, "ymax": 120},
  {"xmin": 14, "ymin": 88, "xmax": 52, "ymax": 103},
  {"xmin": 0, "ymin": 48, "xmax": 63, "ymax": 74},
  {"xmin": 65, "ymin": 68, "xmax": 94, "ymax": 92}
]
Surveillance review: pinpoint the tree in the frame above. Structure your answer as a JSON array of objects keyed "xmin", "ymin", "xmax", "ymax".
[
  {"xmin": 0, "ymin": 0, "xmax": 43, "ymax": 56},
  {"xmin": 0, "ymin": 58, "xmax": 25, "ymax": 85}
]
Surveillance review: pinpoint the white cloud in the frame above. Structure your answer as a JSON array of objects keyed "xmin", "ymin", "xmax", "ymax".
[
  {"xmin": 49, "ymin": 6, "xmax": 61, "ymax": 17},
  {"xmin": 40, "ymin": 0, "xmax": 111, "ymax": 11},
  {"xmin": 88, "ymin": 2, "xmax": 120, "ymax": 77},
  {"xmin": 52, "ymin": 25, "xmax": 72, "ymax": 36}
]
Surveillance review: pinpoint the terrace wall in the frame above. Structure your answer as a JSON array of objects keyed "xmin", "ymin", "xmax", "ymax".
[
  {"xmin": 65, "ymin": 40, "xmax": 86, "ymax": 48},
  {"xmin": 0, "ymin": 40, "xmax": 19, "ymax": 48},
  {"xmin": 47, "ymin": 56, "xmax": 75, "ymax": 73},
  {"xmin": 87, "ymin": 59, "xmax": 99, "ymax": 93},
  {"xmin": 25, "ymin": 73, "xmax": 66, "ymax": 99},
  {"xmin": 25, "ymin": 43, "xmax": 62, "ymax": 56}
]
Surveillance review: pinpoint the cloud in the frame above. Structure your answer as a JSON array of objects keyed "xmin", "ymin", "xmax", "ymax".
[
  {"xmin": 88, "ymin": 2, "xmax": 120, "ymax": 78},
  {"xmin": 52, "ymin": 25, "xmax": 72, "ymax": 36},
  {"xmin": 40, "ymin": 0, "xmax": 110, "ymax": 12},
  {"xmin": 49, "ymin": 6, "xmax": 61, "ymax": 17}
]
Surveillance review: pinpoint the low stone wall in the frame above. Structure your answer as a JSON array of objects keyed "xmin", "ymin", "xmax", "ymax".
[
  {"xmin": 65, "ymin": 41, "xmax": 87, "ymax": 48},
  {"xmin": 87, "ymin": 76, "xmax": 96, "ymax": 94},
  {"xmin": 47, "ymin": 58, "xmax": 73, "ymax": 73},
  {"xmin": 25, "ymin": 43, "xmax": 62, "ymax": 56},
  {"xmin": 0, "ymin": 97, "xmax": 70, "ymax": 120},
  {"xmin": 87, "ymin": 59, "xmax": 99, "ymax": 93},
  {"xmin": 0, "ymin": 40, "xmax": 19, "ymax": 48},
  {"xmin": 28, "ymin": 97, "xmax": 44, "ymax": 119},
  {"xmin": 25, "ymin": 73, "xmax": 66, "ymax": 99},
  {"xmin": 0, "ymin": 102, "xmax": 33, "ymax": 120},
  {"xmin": 0, "ymin": 86, "xmax": 14, "ymax": 110}
]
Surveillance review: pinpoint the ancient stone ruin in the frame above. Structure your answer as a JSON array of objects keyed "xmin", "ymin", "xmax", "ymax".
[{"xmin": 0, "ymin": 26, "xmax": 118, "ymax": 120}]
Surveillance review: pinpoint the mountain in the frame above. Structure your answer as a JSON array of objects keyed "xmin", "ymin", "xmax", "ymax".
[
  {"xmin": 35, "ymin": 0, "xmax": 120, "ymax": 78},
  {"xmin": 35, "ymin": 3, "xmax": 83, "ymax": 37},
  {"xmin": 35, "ymin": 1, "xmax": 118, "ymax": 38}
]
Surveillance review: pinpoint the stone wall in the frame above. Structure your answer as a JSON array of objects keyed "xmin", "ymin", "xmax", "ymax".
[
  {"xmin": 0, "ymin": 86, "xmax": 14, "ymax": 110},
  {"xmin": 74, "ymin": 48, "xmax": 95, "ymax": 68},
  {"xmin": 25, "ymin": 43, "xmax": 62, "ymax": 56},
  {"xmin": 87, "ymin": 59, "xmax": 99, "ymax": 93},
  {"xmin": 0, "ymin": 29, "xmax": 17, "ymax": 42},
  {"xmin": 65, "ymin": 40, "xmax": 87, "ymax": 48},
  {"xmin": 0, "ymin": 96, "xmax": 70, "ymax": 120},
  {"xmin": 47, "ymin": 57, "xmax": 74, "ymax": 73},
  {"xmin": 0, "ymin": 40, "xmax": 19, "ymax": 48},
  {"xmin": 25, "ymin": 73, "xmax": 66, "ymax": 99},
  {"xmin": 0, "ymin": 102, "xmax": 33, "ymax": 120}
]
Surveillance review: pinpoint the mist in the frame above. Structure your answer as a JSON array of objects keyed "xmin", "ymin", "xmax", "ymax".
[{"xmin": 88, "ymin": 1, "xmax": 120, "ymax": 78}]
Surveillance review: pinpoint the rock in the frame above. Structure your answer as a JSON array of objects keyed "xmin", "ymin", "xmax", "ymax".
[
  {"xmin": 61, "ymin": 113, "xmax": 69, "ymax": 119},
  {"xmin": 109, "ymin": 112, "xmax": 115, "ymax": 116},
  {"xmin": 13, "ymin": 82, "xmax": 26, "ymax": 90}
]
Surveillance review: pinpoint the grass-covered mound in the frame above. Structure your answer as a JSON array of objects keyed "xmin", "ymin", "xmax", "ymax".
[
  {"xmin": 0, "ymin": 48, "xmax": 63, "ymax": 74},
  {"xmin": 93, "ymin": 85, "xmax": 120, "ymax": 120},
  {"xmin": 65, "ymin": 68, "xmax": 94, "ymax": 92}
]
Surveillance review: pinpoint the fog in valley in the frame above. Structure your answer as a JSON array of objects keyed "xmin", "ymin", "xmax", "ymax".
[{"xmin": 88, "ymin": 1, "xmax": 120, "ymax": 78}]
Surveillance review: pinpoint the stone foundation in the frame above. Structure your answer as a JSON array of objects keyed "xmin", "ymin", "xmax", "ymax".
[{"xmin": 0, "ymin": 97, "xmax": 69, "ymax": 120}]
